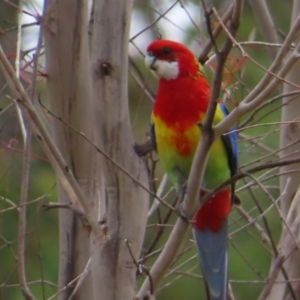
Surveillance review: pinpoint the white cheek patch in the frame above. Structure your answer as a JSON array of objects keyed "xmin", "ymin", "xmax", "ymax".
[{"xmin": 152, "ymin": 59, "xmax": 179, "ymax": 80}]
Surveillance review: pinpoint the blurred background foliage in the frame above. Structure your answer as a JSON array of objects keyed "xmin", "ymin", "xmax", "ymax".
[{"xmin": 0, "ymin": 0, "xmax": 294, "ymax": 299}]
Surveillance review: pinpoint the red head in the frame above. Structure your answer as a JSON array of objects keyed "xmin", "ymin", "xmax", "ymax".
[{"xmin": 145, "ymin": 40, "xmax": 201, "ymax": 80}]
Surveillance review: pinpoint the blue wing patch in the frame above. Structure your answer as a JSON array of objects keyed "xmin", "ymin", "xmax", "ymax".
[{"xmin": 219, "ymin": 103, "xmax": 238, "ymax": 200}]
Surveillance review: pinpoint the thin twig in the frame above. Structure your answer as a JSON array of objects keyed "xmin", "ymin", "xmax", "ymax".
[
  {"xmin": 215, "ymin": 15, "xmax": 300, "ymax": 136},
  {"xmin": 17, "ymin": 128, "xmax": 35, "ymax": 300},
  {"xmin": 0, "ymin": 195, "xmax": 49, "ymax": 214},
  {"xmin": 0, "ymin": 42, "xmax": 97, "ymax": 229},
  {"xmin": 198, "ymin": 3, "xmax": 234, "ymax": 64},
  {"xmin": 68, "ymin": 259, "xmax": 91, "ymax": 300},
  {"xmin": 129, "ymin": 1, "xmax": 178, "ymax": 42}
]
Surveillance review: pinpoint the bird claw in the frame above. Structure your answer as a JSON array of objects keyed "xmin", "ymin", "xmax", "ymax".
[
  {"xmin": 175, "ymin": 204, "xmax": 190, "ymax": 223},
  {"xmin": 133, "ymin": 140, "xmax": 154, "ymax": 157},
  {"xmin": 178, "ymin": 183, "xmax": 187, "ymax": 203}
]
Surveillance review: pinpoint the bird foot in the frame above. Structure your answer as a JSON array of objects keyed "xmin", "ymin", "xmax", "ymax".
[
  {"xmin": 175, "ymin": 204, "xmax": 190, "ymax": 223},
  {"xmin": 133, "ymin": 140, "xmax": 154, "ymax": 157},
  {"xmin": 178, "ymin": 183, "xmax": 187, "ymax": 203}
]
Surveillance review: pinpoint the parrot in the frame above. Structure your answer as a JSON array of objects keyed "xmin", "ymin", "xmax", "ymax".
[{"xmin": 144, "ymin": 39, "xmax": 238, "ymax": 300}]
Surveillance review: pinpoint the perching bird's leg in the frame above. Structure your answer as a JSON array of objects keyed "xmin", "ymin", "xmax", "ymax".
[
  {"xmin": 175, "ymin": 183, "xmax": 190, "ymax": 223},
  {"xmin": 178, "ymin": 182, "xmax": 187, "ymax": 204},
  {"xmin": 134, "ymin": 140, "xmax": 154, "ymax": 157}
]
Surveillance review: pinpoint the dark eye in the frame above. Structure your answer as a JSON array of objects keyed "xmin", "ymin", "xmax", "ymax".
[{"xmin": 161, "ymin": 47, "xmax": 172, "ymax": 55}]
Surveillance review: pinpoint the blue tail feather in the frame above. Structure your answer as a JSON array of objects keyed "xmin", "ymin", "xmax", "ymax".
[{"xmin": 193, "ymin": 219, "xmax": 228, "ymax": 300}]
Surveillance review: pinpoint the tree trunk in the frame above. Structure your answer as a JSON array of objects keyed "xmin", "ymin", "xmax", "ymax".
[
  {"xmin": 44, "ymin": 1, "xmax": 95, "ymax": 298},
  {"xmin": 44, "ymin": 0, "xmax": 148, "ymax": 299},
  {"xmin": 89, "ymin": 0, "xmax": 148, "ymax": 299},
  {"xmin": 268, "ymin": 0, "xmax": 300, "ymax": 298}
]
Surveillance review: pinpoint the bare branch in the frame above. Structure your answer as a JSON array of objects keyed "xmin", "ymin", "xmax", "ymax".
[
  {"xmin": 17, "ymin": 130, "xmax": 35, "ymax": 300},
  {"xmin": 198, "ymin": 3, "xmax": 234, "ymax": 64},
  {"xmin": 248, "ymin": 0, "xmax": 280, "ymax": 59},
  {"xmin": 129, "ymin": 1, "xmax": 178, "ymax": 42},
  {"xmin": 259, "ymin": 256, "xmax": 285, "ymax": 300},
  {"xmin": 215, "ymin": 13, "xmax": 300, "ymax": 137},
  {"xmin": 68, "ymin": 259, "xmax": 91, "ymax": 300}
]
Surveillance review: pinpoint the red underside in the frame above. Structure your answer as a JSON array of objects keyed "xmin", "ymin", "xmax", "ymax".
[{"xmin": 194, "ymin": 189, "xmax": 232, "ymax": 232}]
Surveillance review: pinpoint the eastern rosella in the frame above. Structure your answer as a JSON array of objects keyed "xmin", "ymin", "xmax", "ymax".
[{"xmin": 144, "ymin": 40, "xmax": 238, "ymax": 300}]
